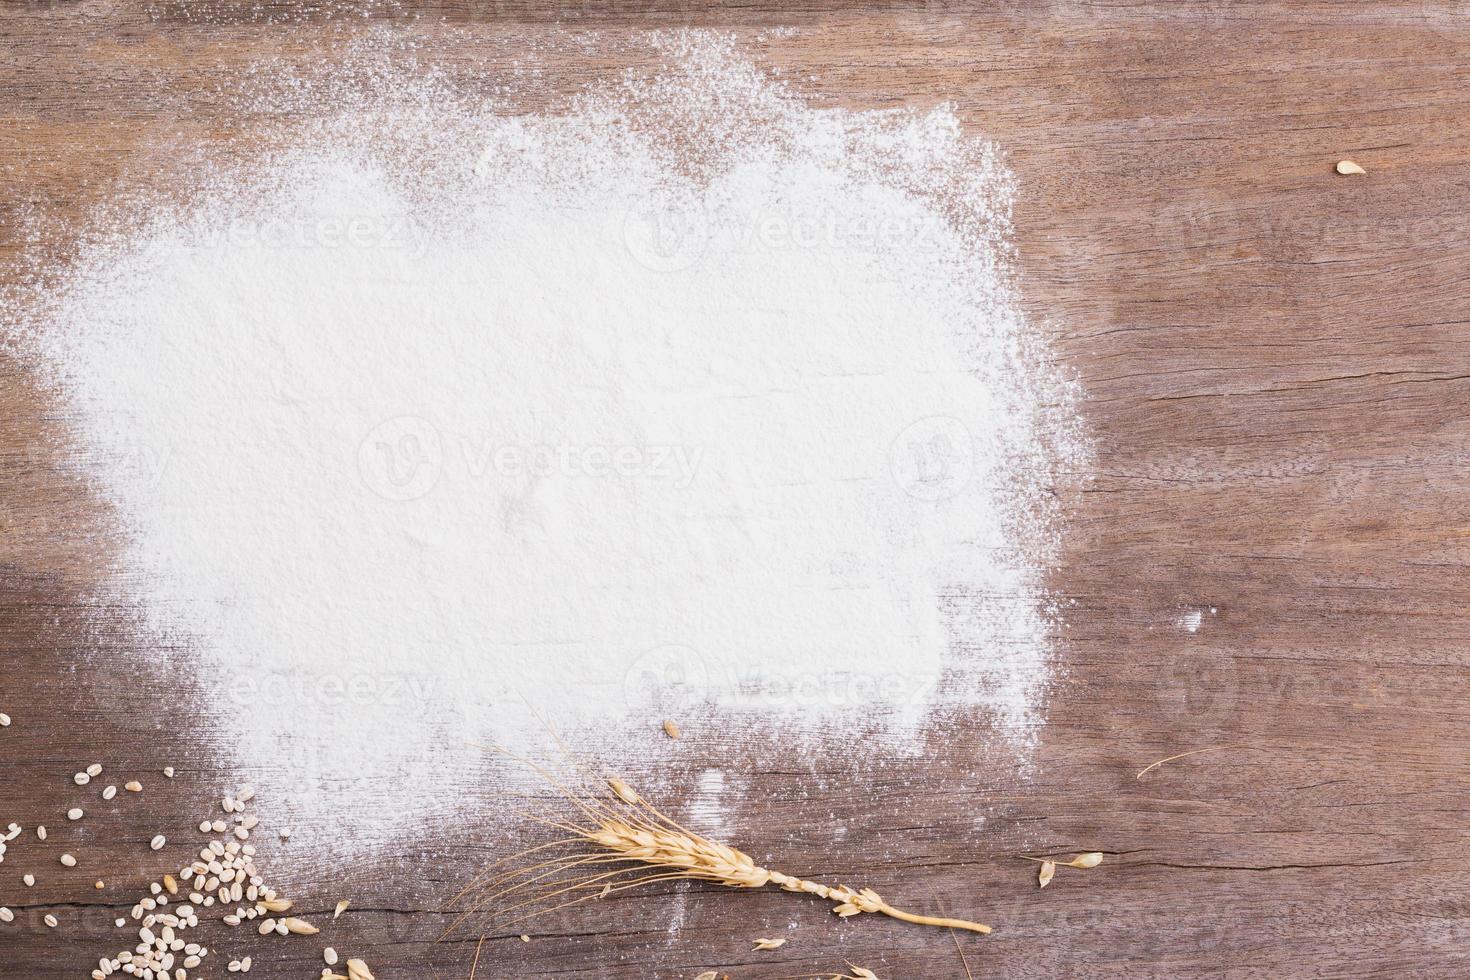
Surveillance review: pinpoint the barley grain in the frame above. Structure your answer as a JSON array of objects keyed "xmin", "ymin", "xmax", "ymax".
[
  {"xmin": 459, "ymin": 775, "xmax": 992, "ymax": 937},
  {"xmin": 61, "ymin": 853, "xmax": 77, "ymax": 867}
]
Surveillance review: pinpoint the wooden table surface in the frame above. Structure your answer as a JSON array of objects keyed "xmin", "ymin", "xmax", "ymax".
[{"xmin": 3, "ymin": 3, "xmax": 1469, "ymax": 978}]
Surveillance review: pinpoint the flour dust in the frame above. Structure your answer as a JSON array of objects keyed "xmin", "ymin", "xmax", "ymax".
[{"xmin": 15, "ymin": 34, "xmax": 1086, "ymax": 842}]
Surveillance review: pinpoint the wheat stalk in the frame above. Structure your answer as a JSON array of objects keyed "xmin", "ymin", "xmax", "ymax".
[{"xmin": 448, "ymin": 769, "xmax": 991, "ymax": 937}]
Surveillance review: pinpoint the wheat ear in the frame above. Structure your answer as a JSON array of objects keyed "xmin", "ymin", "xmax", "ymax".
[{"xmin": 452, "ymin": 774, "xmax": 990, "ymax": 936}]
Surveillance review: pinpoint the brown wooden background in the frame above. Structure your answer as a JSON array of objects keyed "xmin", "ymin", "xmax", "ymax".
[{"xmin": 3, "ymin": 2, "xmax": 1469, "ymax": 977}]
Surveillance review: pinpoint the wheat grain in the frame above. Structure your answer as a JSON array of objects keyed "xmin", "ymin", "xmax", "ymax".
[{"xmin": 450, "ymin": 769, "xmax": 991, "ymax": 937}]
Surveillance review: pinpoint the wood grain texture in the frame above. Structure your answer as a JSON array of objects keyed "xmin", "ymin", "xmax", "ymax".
[{"xmin": 2, "ymin": 3, "xmax": 1468, "ymax": 977}]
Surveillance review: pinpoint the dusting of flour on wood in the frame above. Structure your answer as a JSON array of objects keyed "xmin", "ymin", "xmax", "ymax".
[{"xmin": 14, "ymin": 34, "xmax": 1086, "ymax": 845}]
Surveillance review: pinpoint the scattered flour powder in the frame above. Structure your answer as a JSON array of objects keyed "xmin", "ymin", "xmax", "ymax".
[{"xmin": 16, "ymin": 35, "xmax": 1085, "ymax": 838}]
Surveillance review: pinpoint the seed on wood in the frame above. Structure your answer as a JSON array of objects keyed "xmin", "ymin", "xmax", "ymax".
[
  {"xmin": 68, "ymin": 808, "xmax": 84, "ymax": 821},
  {"xmin": 61, "ymin": 853, "xmax": 77, "ymax": 867},
  {"xmin": 0, "ymin": 907, "xmax": 12, "ymax": 923},
  {"xmin": 36, "ymin": 826, "xmax": 46, "ymax": 841},
  {"xmin": 283, "ymin": 916, "xmax": 319, "ymax": 935},
  {"xmin": 151, "ymin": 835, "xmax": 167, "ymax": 851},
  {"xmin": 163, "ymin": 874, "xmax": 178, "ymax": 894},
  {"xmin": 44, "ymin": 914, "xmax": 58, "ymax": 927},
  {"xmin": 236, "ymin": 785, "xmax": 255, "ymax": 803},
  {"xmin": 346, "ymin": 959, "xmax": 375, "ymax": 980},
  {"xmin": 199, "ymin": 821, "xmax": 212, "ymax": 833},
  {"xmin": 23, "ymin": 874, "xmax": 34, "ymax": 886},
  {"xmin": 753, "ymin": 937, "xmax": 786, "ymax": 950},
  {"xmin": 334, "ymin": 900, "xmax": 349, "ymax": 919},
  {"xmin": 164, "ymin": 767, "xmax": 175, "ymax": 778},
  {"xmin": 94, "ymin": 880, "xmax": 104, "ymax": 889},
  {"xmin": 1038, "ymin": 860, "xmax": 1056, "ymax": 888},
  {"xmin": 103, "ymin": 785, "xmax": 117, "ymax": 800},
  {"xmin": 663, "ymin": 718, "xmax": 681, "ymax": 739},
  {"xmin": 125, "ymin": 781, "xmax": 143, "ymax": 793},
  {"xmin": 74, "ymin": 772, "xmax": 91, "ymax": 786},
  {"xmin": 520, "ymin": 934, "xmax": 530, "ymax": 942},
  {"xmin": 1335, "ymin": 159, "xmax": 1366, "ymax": 175},
  {"xmin": 0, "ymin": 713, "xmax": 10, "ymax": 726},
  {"xmin": 324, "ymin": 948, "xmax": 339, "ymax": 965},
  {"xmin": 607, "ymin": 777, "xmax": 641, "ymax": 805},
  {"xmin": 86, "ymin": 763, "xmax": 102, "ymax": 777}
]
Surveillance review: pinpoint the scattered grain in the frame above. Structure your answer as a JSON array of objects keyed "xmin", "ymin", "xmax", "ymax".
[
  {"xmin": 334, "ymin": 899, "xmax": 349, "ymax": 919},
  {"xmin": 61, "ymin": 853, "xmax": 77, "ymax": 867},
  {"xmin": 1335, "ymin": 159, "xmax": 1366, "ymax": 175},
  {"xmin": 125, "ymin": 781, "xmax": 143, "ymax": 793},
  {"xmin": 753, "ymin": 937, "xmax": 787, "ymax": 950},
  {"xmin": 1038, "ymin": 861, "xmax": 1055, "ymax": 889},
  {"xmin": 663, "ymin": 719, "xmax": 681, "ymax": 739},
  {"xmin": 68, "ymin": 808, "xmax": 84, "ymax": 821},
  {"xmin": 151, "ymin": 835, "xmax": 167, "ymax": 851},
  {"xmin": 284, "ymin": 916, "xmax": 320, "ymax": 935}
]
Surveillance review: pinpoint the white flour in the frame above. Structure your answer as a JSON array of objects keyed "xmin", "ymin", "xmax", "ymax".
[{"xmin": 17, "ymin": 35, "xmax": 1085, "ymax": 838}]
